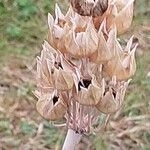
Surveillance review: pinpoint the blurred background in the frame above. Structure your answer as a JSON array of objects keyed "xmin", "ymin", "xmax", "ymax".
[{"xmin": 0, "ymin": 0, "xmax": 150, "ymax": 149}]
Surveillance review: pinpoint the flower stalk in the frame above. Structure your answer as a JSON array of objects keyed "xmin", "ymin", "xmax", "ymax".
[{"xmin": 62, "ymin": 129, "xmax": 82, "ymax": 150}]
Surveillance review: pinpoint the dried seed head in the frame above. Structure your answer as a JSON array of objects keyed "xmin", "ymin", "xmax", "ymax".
[{"xmin": 35, "ymin": 0, "xmax": 137, "ymax": 133}]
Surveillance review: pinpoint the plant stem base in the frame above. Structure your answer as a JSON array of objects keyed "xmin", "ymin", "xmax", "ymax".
[{"xmin": 62, "ymin": 129, "xmax": 82, "ymax": 150}]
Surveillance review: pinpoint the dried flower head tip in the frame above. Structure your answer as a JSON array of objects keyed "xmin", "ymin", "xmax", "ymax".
[{"xmin": 70, "ymin": 0, "xmax": 108, "ymax": 17}]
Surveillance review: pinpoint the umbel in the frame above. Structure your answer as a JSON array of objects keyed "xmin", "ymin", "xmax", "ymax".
[{"xmin": 35, "ymin": 0, "xmax": 138, "ymax": 134}]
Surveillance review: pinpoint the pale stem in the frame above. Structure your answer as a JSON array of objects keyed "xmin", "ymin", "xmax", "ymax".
[{"xmin": 62, "ymin": 129, "xmax": 82, "ymax": 150}]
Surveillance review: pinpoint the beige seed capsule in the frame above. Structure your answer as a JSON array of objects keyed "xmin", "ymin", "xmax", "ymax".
[
  {"xmin": 104, "ymin": 36, "xmax": 137, "ymax": 81},
  {"xmin": 74, "ymin": 77, "xmax": 105, "ymax": 106},
  {"xmin": 36, "ymin": 92, "xmax": 67, "ymax": 121},
  {"xmin": 92, "ymin": 0, "xmax": 134, "ymax": 34},
  {"xmin": 96, "ymin": 79, "xmax": 129, "ymax": 114}
]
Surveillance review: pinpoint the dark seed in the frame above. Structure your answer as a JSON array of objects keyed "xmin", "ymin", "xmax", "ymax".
[
  {"xmin": 112, "ymin": 89, "xmax": 116, "ymax": 98},
  {"xmin": 82, "ymin": 79, "xmax": 91, "ymax": 88},
  {"xmin": 78, "ymin": 81, "xmax": 83, "ymax": 91},
  {"xmin": 78, "ymin": 79, "xmax": 91, "ymax": 91},
  {"xmin": 54, "ymin": 62, "xmax": 63, "ymax": 69},
  {"xmin": 53, "ymin": 96, "xmax": 59, "ymax": 105}
]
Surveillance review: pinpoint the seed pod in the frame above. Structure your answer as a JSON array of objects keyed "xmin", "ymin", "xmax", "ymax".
[
  {"xmin": 92, "ymin": 0, "xmax": 109, "ymax": 17},
  {"xmin": 48, "ymin": 4, "xmax": 71, "ymax": 53},
  {"xmin": 65, "ymin": 19, "xmax": 99, "ymax": 58},
  {"xmin": 36, "ymin": 42, "xmax": 61, "ymax": 92},
  {"xmin": 89, "ymin": 23, "xmax": 114, "ymax": 63},
  {"xmin": 71, "ymin": 13, "xmax": 89, "ymax": 32},
  {"xmin": 48, "ymin": 15, "xmax": 69, "ymax": 53},
  {"xmin": 36, "ymin": 56, "xmax": 55, "ymax": 91},
  {"xmin": 96, "ymin": 79, "xmax": 129, "ymax": 114},
  {"xmin": 92, "ymin": 0, "xmax": 134, "ymax": 34},
  {"xmin": 48, "ymin": 4, "xmax": 91, "ymax": 54},
  {"xmin": 75, "ymin": 77, "xmax": 105, "ymax": 106},
  {"xmin": 107, "ymin": 0, "xmax": 135, "ymax": 34},
  {"xmin": 104, "ymin": 36, "xmax": 137, "ymax": 80},
  {"xmin": 36, "ymin": 91, "xmax": 67, "ymax": 121},
  {"xmin": 70, "ymin": 0, "xmax": 93, "ymax": 16}
]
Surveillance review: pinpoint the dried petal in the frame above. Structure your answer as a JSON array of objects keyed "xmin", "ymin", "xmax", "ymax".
[
  {"xmin": 48, "ymin": 13, "xmax": 54, "ymax": 28},
  {"xmin": 90, "ymin": 28, "xmax": 111, "ymax": 63},
  {"xmin": 55, "ymin": 69, "xmax": 74, "ymax": 91},
  {"xmin": 55, "ymin": 3, "xmax": 65, "ymax": 25}
]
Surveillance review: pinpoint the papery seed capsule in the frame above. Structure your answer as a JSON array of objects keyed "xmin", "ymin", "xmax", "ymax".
[
  {"xmin": 36, "ymin": 92, "xmax": 67, "ymax": 121},
  {"xmin": 92, "ymin": 0, "xmax": 135, "ymax": 34},
  {"xmin": 107, "ymin": 0, "xmax": 135, "ymax": 34},
  {"xmin": 96, "ymin": 79, "xmax": 129, "ymax": 114},
  {"xmin": 74, "ymin": 77, "xmax": 105, "ymax": 106},
  {"xmin": 89, "ymin": 25, "xmax": 112, "ymax": 63},
  {"xmin": 65, "ymin": 19, "xmax": 99, "ymax": 58},
  {"xmin": 104, "ymin": 36, "xmax": 137, "ymax": 81}
]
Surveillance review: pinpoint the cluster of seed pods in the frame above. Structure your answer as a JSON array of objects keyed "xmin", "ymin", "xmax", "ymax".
[{"xmin": 35, "ymin": 0, "xmax": 137, "ymax": 134}]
